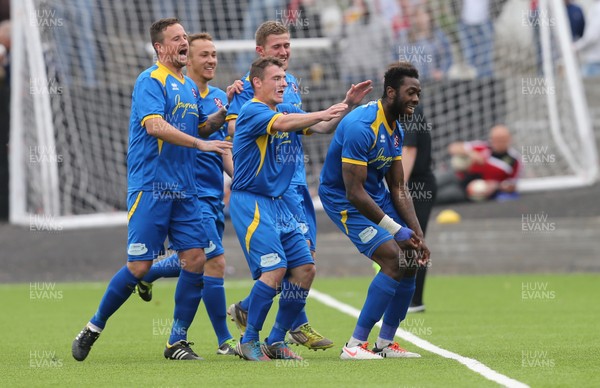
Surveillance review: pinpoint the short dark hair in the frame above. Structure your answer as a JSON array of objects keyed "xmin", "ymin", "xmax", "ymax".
[
  {"xmin": 382, "ymin": 61, "xmax": 419, "ymax": 98},
  {"xmin": 255, "ymin": 21, "xmax": 289, "ymax": 47},
  {"xmin": 249, "ymin": 57, "xmax": 285, "ymax": 89},
  {"xmin": 150, "ymin": 18, "xmax": 181, "ymax": 48},
  {"xmin": 188, "ymin": 32, "xmax": 213, "ymax": 44}
]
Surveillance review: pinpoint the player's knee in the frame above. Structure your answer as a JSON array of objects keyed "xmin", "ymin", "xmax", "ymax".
[
  {"xmin": 127, "ymin": 260, "xmax": 152, "ymax": 279},
  {"xmin": 178, "ymin": 248, "xmax": 206, "ymax": 273},
  {"xmin": 259, "ymin": 267, "xmax": 286, "ymax": 289},
  {"xmin": 289, "ymin": 264, "xmax": 315, "ymax": 289},
  {"xmin": 205, "ymin": 255, "xmax": 226, "ymax": 278},
  {"xmin": 373, "ymin": 243, "xmax": 402, "ymax": 280}
]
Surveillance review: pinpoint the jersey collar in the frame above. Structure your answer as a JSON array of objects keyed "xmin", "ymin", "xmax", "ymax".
[{"xmin": 156, "ymin": 61, "xmax": 185, "ymax": 84}]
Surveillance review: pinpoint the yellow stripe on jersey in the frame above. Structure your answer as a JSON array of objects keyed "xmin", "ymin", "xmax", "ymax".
[
  {"xmin": 200, "ymin": 87, "xmax": 209, "ymax": 99},
  {"xmin": 369, "ymin": 100, "xmax": 395, "ymax": 150},
  {"xmin": 266, "ymin": 113, "xmax": 282, "ymax": 135},
  {"xmin": 152, "ymin": 61, "xmax": 185, "ymax": 85},
  {"xmin": 157, "ymin": 139, "xmax": 163, "ymax": 155},
  {"xmin": 393, "ymin": 156, "xmax": 402, "ymax": 161},
  {"xmin": 127, "ymin": 191, "xmax": 143, "ymax": 223},
  {"xmin": 255, "ymin": 134, "xmax": 269, "ymax": 176},
  {"xmin": 341, "ymin": 157, "xmax": 367, "ymax": 166},
  {"xmin": 225, "ymin": 114, "xmax": 238, "ymax": 121},
  {"xmin": 141, "ymin": 114, "xmax": 162, "ymax": 127},
  {"xmin": 245, "ymin": 201, "xmax": 261, "ymax": 252},
  {"xmin": 340, "ymin": 210, "xmax": 349, "ymax": 235}
]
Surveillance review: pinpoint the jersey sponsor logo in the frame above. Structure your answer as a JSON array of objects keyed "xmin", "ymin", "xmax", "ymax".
[
  {"xmin": 171, "ymin": 82, "xmax": 179, "ymax": 91},
  {"xmin": 205, "ymin": 241, "xmax": 216, "ymax": 254},
  {"xmin": 380, "ymin": 134, "xmax": 386, "ymax": 143},
  {"xmin": 260, "ymin": 253, "xmax": 282, "ymax": 267},
  {"xmin": 369, "ymin": 148, "xmax": 394, "ymax": 169},
  {"xmin": 358, "ymin": 226, "xmax": 378, "ymax": 243},
  {"xmin": 127, "ymin": 243, "xmax": 148, "ymax": 256},
  {"xmin": 172, "ymin": 94, "xmax": 199, "ymax": 118}
]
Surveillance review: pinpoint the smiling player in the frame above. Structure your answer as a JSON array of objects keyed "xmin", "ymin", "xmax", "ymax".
[{"xmin": 319, "ymin": 62, "xmax": 431, "ymax": 360}]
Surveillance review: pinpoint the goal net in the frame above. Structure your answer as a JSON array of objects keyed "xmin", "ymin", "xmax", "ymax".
[{"xmin": 10, "ymin": 0, "xmax": 597, "ymax": 228}]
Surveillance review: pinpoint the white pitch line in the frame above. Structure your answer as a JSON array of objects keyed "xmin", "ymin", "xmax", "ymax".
[{"xmin": 310, "ymin": 288, "xmax": 529, "ymax": 388}]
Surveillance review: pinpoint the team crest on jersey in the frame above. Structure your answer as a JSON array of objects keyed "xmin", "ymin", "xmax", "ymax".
[
  {"xmin": 214, "ymin": 98, "xmax": 224, "ymax": 109},
  {"xmin": 394, "ymin": 134, "xmax": 400, "ymax": 148},
  {"xmin": 291, "ymin": 82, "xmax": 298, "ymax": 93},
  {"xmin": 191, "ymin": 88, "xmax": 198, "ymax": 98}
]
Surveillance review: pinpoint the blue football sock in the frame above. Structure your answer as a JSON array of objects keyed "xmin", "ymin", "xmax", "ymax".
[
  {"xmin": 168, "ymin": 269, "xmax": 203, "ymax": 345},
  {"xmin": 352, "ymin": 272, "xmax": 400, "ymax": 342},
  {"xmin": 241, "ymin": 280, "xmax": 276, "ymax": 344},
  {"xmin": 291, "ymin": 307, "xmax": 309, "ymax": 331},
  {"xmin": 239, "ymin": 296, "xmax": 250, "ymax": 311},
  {"xmin": 203, "ymin": 275, "xmax": 232, "ymax": 346},
  {"xmin": 90, "ymin": 265, "xmax": 139, "ymax": 329},
  {"xmin": 142, "ymin": 253, "xmax": 181, "ymax": 283},
  {"xmin": 380, "ymin": 276, "xmax": 416, "ymax": 341},
  {"xmin": 267, "ymin": 280, "xmax": 309, "ymax": 344}
]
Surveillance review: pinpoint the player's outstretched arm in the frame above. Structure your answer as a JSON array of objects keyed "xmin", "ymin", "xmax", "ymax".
[
  {"xmin": 222, "ymin": 148, "xmax": 234, "ymax": 178},
  {"xmin": 193, "ymin": 139, "xmax": 232, "ymax": 156},
  {"xmin": 271, "ymin": 103, "xmax": 348, "ymax": 133},
  {"xmin": 145, "ymin": 117, "xmax": 203, "ymax": 148},
  {"xmin": 308, "ymin": 80, "xmax": 373, "ymax": 135},
  {"xmin": 144, "ymin": 117, "xmax": 232, "ymax": 155}
]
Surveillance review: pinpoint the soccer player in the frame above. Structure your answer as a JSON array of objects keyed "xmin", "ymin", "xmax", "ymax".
[
  {"xmin": 319, "ymin": 62, "xmax": 431, "ymax": 360},
  {"xmin": 133, "ymin": 33, "xmax": 243, "ymax": 356},
  {"xmin": 231, "ymin": 56, "xmax": 348, "ymax": 361},
  {"xmin": 71, "ymin": 18, "xmax": 232, "ymax": 362},
  {"xmin": 226, "ymin": 20, "xmax": 372, "ymax": 351}
]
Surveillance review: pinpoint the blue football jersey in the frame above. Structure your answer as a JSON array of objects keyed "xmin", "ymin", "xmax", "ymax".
[
  {"xmin": 227, "ymin": 71, "xmax": 307, "ymax": 186},
  {"xmin": 231, "ymin": 100, "xmax": 305, "ymax": 198},
  {"xmin": 196, "ymin": 85, "xmax": 228, "ymax": 199},
  {"xmin": 127, "ymin": 62, "xmax": 207, "ymax": 195},
  {"xmin": 320, "ymin": 100, "xmax": 404, "ymax": 207}
]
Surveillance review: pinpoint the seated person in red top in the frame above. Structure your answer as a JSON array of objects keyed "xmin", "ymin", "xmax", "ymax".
[{"xmin": 437, "ymin": 125, "xmax": 520, "ymax": 203}]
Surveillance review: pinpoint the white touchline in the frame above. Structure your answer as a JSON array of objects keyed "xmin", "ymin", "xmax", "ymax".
[{"xmin": 310, "ymin": 289, "xmax": 530, "ymax": 388}]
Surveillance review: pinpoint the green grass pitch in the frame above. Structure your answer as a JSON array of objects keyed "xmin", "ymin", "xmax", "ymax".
[{"xmin": 2, "ymin": 274, "xmax": 598, "ymax": 387}]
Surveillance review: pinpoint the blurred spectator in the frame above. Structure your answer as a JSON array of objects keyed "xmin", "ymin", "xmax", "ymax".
[
  {"xmin": 436, "ymin": 125, "xmax": 520, "ymax": 204},
  {"xmin": 565, "ymin": 0, "xmax": 585, "ymax": 41},
  {"xmin": 530, "ymin": 0, "xmax": 585, "ymax": 75},
  {"xmin": 456, "ymin": 0, "xmax": 495, "ymax": 78},
  {"xmin": 52, "ymin": 0, "xmax": 97, "ymax": 87},
  {"xmin": 403, "ymin": 5, "xmax": 453, "ymax": 82},
  {"xmin": 574, "ymin": 0, "xmax": 600, "ymax": 77},
  {"xmin": 339, "ymin": 0, "xmax": 394, "ymax": 85}
]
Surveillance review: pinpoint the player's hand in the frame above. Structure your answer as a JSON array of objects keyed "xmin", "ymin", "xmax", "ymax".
[
  {"xmin": 321, "ymin": 103, "xmax": 348, "ymax": 121},
  {"xmin": 394, "ymin": 226, "xmax": 420, "ymax": 250},
  {"xmin": 343, "ymin": 80, "xmax": 373, "ymax": 107},
  {"xmin": 416, "ymin": 240, "xmax": 430, "ymax": 266},
  {"xmin": 194, "ymin": 139, "xmax": 232, "ymax": 155},
  {"xmin": 226, "ymin": 80, "xmax": 244, "ymax": 102}
]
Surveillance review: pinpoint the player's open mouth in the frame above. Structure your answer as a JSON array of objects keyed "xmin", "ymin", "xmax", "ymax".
[
  {"xmin": 178, "ymin": 48, "xmax": 188, "ymax": 60},
  {"xmin": 406, "ymin": 105, "xmax": 416, "ymax": 114}
]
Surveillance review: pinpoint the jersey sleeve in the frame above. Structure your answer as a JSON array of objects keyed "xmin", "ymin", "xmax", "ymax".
[
  {"xmin": 242, "ymin": 102, "xmax": 283, "ymax": 137},
  {"xmin": 341, "ymin": 124, "xmax": 374, "ymax": 166},
  {"xmin": 136, "ymin": 76, "xmax": 166, "ymax": 127},
  {"xmin": 197, "ymin": 103, "xmax": 208, "ymax": 129},
  {"xmin": 226, "ymin": 77, "xmax": 253, "ymax": 121}
]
